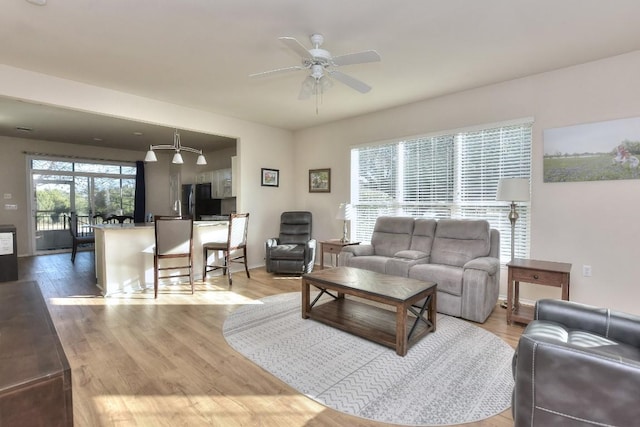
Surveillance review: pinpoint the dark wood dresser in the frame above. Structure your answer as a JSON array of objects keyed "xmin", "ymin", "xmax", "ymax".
[{"xmin": 0, "ymin": 281, "xmax": 73, "ymax": 426}]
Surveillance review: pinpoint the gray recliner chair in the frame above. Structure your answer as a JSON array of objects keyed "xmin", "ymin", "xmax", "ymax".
[
  {"xmin": 512, "ymin": 298, "xmax": 640, "ymax": 426},
  {"xmin": 265, "ymin": 211, "xmax": 316, "ymax": 274}
]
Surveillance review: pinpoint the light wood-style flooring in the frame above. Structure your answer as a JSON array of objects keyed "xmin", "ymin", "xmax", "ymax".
[{"xmin": 16, "ymin": 252, "xmax": 524, "ymax": 426}]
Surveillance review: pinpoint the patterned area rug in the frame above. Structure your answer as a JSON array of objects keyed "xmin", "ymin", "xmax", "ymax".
[{"xmin": 223, "ymin": 292, "xmax": 514, "ymax": 426}]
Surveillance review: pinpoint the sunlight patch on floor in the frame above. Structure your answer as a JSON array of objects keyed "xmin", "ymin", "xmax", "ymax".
[
  {"xmin": 48, "ymin": 289, "xmax": 262, "ymax": 306},
  {"xmin": 90, "ymin": 393, "xmax": 323, "ymax": 425}
]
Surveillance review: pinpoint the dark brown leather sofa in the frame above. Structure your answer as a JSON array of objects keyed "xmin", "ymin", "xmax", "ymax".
[{"xmin": 512, "ymin": 298, "xmax": 640, "ymax": 426}]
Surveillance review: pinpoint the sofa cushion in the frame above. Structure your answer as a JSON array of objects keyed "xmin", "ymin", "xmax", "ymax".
[
  {"xmin": 371, "ymin": 216, "xmax": 415, "ymax": 257},
  {"xmin": 347, "ymin": 255, "xmax": 389, "ymax": 274},
  {"xmin": 269, "ymin": 244, "xmax": 305, "ymax": 259},
  {"xmin": 430, "ymin": 219, "xmax": 490, "ymax": 267},
  {"xmin": 524, "ymin": 320, "xmax": 640, "ymax": 362},
  {"xmin": 409, "ymin": 218, "xmax": 437, "ymax": 258},
  {"xmin": 386, "ymin": 257, "xmax": 427, "ymax": 277},
  {"xmin": 278, "ymin": 211, "xmax": 312, "ymax": 245},
  {"xmin": 409, "ymin": 263, "xmax": 463, "ymax": 296}
]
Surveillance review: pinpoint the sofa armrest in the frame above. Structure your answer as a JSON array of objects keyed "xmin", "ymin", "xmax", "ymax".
[
  {"xmin": 305, "ymin": 238, "xmax": 317, "ymax": 267},
  {"xmin": 266, "ymin": 238, "xmax": 280, "ymax": 248},
  {"xmin": 514, "ymin": 332, "xmax": 640, "ymax": 426},
  {"xmin": 394, "ymin": 250, "xmax": 428, "ymax": 261},
  {"xmin": 535, "ymin": 299, "xmax": 640, "ymax": 347},
  {"xmin": 341, "ymin": 244, "xmax": 374, "ymax": 256},
  {"xmin": 463, "ymin": 256, "xmax": 499, "ymax": 275}
]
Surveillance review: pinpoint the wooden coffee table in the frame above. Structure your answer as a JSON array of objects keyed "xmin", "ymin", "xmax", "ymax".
[{"xmin": 302, "ymin": 266, "xmax": 437, "ymax": 356}]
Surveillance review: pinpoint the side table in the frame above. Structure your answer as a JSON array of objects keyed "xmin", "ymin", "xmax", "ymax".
[
  {"xmin": 320, "ymin": 239, "xmax": 360, "ymax": 269},
  {"xmin": 506, "ymin": 258, "xmax": 572, "ymax": 325}
]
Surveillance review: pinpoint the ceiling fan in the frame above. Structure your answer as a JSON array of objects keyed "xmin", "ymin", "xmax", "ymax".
[{"xmin": 250, "ymin": 33, "xmax": 381, "ymax": 101}]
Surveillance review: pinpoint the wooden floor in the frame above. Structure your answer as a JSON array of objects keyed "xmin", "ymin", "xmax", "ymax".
[{"xmin": 15, "ymin": 252, "xmax": 524, "ymax": 427}]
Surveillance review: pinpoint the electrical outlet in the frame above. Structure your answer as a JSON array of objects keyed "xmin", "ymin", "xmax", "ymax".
[
  {"xmin": 4, "ymin": 204, "xmax": 17, "ymax": 210},
  {"xmin": 583, "ymin": 265, "xmax": 592, "ymax": 277}
]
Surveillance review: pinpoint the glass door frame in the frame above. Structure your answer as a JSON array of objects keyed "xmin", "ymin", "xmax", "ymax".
[{"xmin": 26, "ymin": 155, "xmax": 136, "ymax": 255}]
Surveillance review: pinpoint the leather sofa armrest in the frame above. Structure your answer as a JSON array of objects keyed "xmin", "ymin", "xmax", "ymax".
[
  {"xmin": 535, "ymin": 299, "xmax": 640, "ymax": 347},
  {"xmin": 514, "ymin": 333, "xmax": 640, "ymax": 426},
  {"xmin": 341, "ymin": 244, "xmax": 374, "ymax": 256},
  {"xmin": 306, "ymin": 239, "xmax": 317, "ymax": 250},
  {"xmin": 463, "ymin": 256, "xmax": 499, "ymax": 275},
  {"xmin": 305, "ymin": 238, "xmax": 317, "ymax": 268},
  {"xmin": 266, "ymin": 238, "xmax": 280, "ymax": 248}
]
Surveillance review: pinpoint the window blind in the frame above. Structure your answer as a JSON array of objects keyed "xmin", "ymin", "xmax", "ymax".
[{"xmin": 351, "ymin": 120, "xmax": 532, "ymax": 264}]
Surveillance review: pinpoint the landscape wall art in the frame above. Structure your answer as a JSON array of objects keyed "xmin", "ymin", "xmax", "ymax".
[{"xmin": 543, "ymin": 117, "xmax": 640, "ymax": 182}]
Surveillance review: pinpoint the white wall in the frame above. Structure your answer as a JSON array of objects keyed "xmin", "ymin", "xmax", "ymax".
[
  {"xmin": 294, "ymin": 50, "xmax": 640, "ymax": 315},
  {"xmin": 0, "ymin": 65, "xmax": 296, "ymax": 268},
  {"xmin": 4, "ymin": 51, "xmax": 640, "ymax": 316}
]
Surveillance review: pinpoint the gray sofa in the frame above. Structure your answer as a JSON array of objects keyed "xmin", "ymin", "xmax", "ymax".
[{"xmin": 338, "ymin": 216, "xmax": 500, "ymax": 323}]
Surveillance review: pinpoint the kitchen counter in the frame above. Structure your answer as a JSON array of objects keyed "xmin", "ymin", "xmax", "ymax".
[
  {"xmin": 92, "ymin": 220, "xmax": 227, "ymax": 230},
  {"xmin": 93, "ymin": 221, "xmax": 229, "ymax": 295}
]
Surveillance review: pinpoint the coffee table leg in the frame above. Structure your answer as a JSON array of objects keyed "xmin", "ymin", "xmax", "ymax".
[
  {"xmin": 430, "ymin": 290, "xmax": 437, "ymax": 331},
  {"xmin": 396, "ymin": 304, "xmax": 408, "ymax": 356},
  {"xmin": 302, "ymin": 279, "xmax": 310, "ymax": 319}
]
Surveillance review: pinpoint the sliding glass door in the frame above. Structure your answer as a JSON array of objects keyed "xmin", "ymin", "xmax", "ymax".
[
  {"xmin": 29, "ymin": 157, "xmax": 136, "ymax": 254},
  {"xmin": 33, "ymin": 177, "xmax": 73, "ymax": 251}
]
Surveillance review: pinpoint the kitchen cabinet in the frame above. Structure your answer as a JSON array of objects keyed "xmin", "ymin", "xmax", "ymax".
[
  {"xmin": 196, "ymin": 168, "xmax": 233, "ymax": 198},
  {"xmin": 216, "ymin": 168, "xmax": 232, "ymax": 198}
]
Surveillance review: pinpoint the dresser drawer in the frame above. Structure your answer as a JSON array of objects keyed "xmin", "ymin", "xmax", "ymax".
[
  {"xmin": 511, "ymin": 268, "xmax": 565, "ymax": 287},
  {"xmin": 324, "ymin": 244, "xmax": 343, "ymax": 254}
]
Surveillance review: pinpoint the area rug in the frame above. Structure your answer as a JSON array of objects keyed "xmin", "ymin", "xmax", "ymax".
[{"xmin": 222, "ymin": 292, "xmax": 514, "ymax": 426}]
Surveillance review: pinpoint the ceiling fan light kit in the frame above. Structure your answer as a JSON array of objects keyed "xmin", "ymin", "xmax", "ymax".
[
  {"xmin": 250, "ymin": 33, "xmax": 381, "ymax": 112},
  {"xmin": 144, "ymin": 129, "xmax": 207, "ymax": 165}
]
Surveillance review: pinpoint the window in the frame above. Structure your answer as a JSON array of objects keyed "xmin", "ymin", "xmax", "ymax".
[
  {"xmin": 351, "ymin": 119, "xmax": 532, "ymax": 263},
  {"xmin": 30, "ymin": 156, "xmax": 137, "ymax": 251}
]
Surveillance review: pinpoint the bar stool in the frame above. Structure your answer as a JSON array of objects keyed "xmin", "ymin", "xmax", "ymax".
[
  {"xmin": 153, "ymin": 216, "xmax": 194, "ymax": 298},
  {"xmin": 202, "ymin": 213, "xmax": 250, "ymax": 286}
]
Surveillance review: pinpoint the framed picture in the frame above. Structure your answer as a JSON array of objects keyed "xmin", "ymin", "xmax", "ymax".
[
  {"xmin": 309, "ymin": 168, "xmax": 331, "ymax": 193},
  {"xmin": 261, "ymin": 168, "xmax": 279, "ymax": 187},
  {"xmin": 543, "ymin": 116, "xmax": 640, "ymax": 183}
]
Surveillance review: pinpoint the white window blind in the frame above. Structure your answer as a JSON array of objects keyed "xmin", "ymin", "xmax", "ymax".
[{"xmin": 351, "ymin": 120, "xmax": 532, "ymax": 264}]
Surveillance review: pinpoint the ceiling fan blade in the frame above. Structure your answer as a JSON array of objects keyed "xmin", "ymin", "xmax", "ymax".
[
  {"xmin": 249, "ymin": 66, "xmax": 304, "ymax": 78},
  {"xmin": 332, "ymin": 50, "xmax": 381, "ymax": 66},
  {"xmin": 279, "ymin": 37, "xmax": 312, "ymax": 60},
  {"xmin": 329, "ymin": 70, "xmax": 372, "ymax": 93}
]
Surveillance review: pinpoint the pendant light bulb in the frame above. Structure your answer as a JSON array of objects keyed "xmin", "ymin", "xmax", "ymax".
[{"xmin": 172, "ymin": 152, "xmax": 184, "ymax": 164}]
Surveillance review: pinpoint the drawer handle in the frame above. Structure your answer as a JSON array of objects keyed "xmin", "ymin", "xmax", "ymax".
[{"xmin": 533, "ymin": 274, "xmax": 539, "ymax": 280}]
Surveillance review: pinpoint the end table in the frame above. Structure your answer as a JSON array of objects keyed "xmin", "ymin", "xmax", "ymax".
[
  {"xmin": 319, "ymin": 239, "xmax": 360, "ymax": 269},
  {"xmin": 506, "ymin": 258, "xmax": 571, "ymax": 325}
]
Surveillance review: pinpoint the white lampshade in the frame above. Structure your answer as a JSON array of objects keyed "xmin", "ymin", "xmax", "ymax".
[
  {"xmin": 172, "ymin": 152, "xmax": 184, "ymax": 164},
  {"xmin": 496, "ymin": 178, "xmax": 530, "ymax": 202},
  {"xmin": 196, "ymin": 154, "xmax": 207, "ymax": 165},
  {"xmin": 144, "ymin": 149, "xmax": 157, "ymax": 162},
  {"xmin": 336, "ymin": 203, "xmax": 353, "ymax": 220}
]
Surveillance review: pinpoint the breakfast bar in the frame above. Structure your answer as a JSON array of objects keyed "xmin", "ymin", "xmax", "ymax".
[{"xmin": 93, "ymin": 221, "xmax": 229, "ymax": 295}]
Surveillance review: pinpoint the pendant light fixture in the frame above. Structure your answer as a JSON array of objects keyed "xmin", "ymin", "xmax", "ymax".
[{"xmin": 144, "ymin": 129, "xmax": 207, "ymax": 165}]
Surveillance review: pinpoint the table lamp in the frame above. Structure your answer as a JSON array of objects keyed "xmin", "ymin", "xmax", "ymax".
[
  {"xmin": 496, "ymin": 178, "xmax": 530, "ymax": 261},
  {"xmin": 336, "ymin": 203, "xmax": 353, "ymax": 243}
]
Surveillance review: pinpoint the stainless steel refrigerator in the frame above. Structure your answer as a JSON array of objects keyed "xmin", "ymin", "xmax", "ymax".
[{"xmin": 181, "ymin": 184, "xmax": 222, "ymax": 219}]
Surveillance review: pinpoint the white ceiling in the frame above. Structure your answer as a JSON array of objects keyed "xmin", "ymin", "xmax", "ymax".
[{"xmin": 3, "ymin": 0, "xmax": 640, "ymax": 150}]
